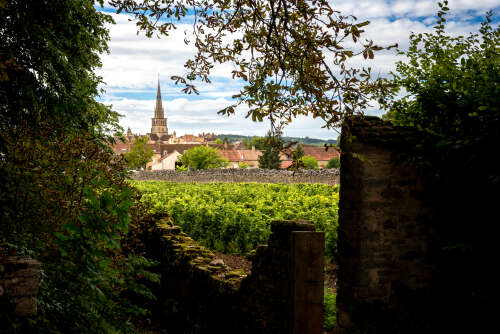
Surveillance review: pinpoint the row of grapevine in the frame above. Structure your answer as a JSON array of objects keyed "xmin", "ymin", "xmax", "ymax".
[{"xmin": 133, "ymin": 181, "xmax": 339, "ymax": 261}]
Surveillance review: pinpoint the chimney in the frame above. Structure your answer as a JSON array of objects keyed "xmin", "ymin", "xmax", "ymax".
[
  {"xmin": 224, "ymin": 142, "xmax": 228, "ymax": 149},
  {"xmin": 252, "ymin": 145, "xmax": 255, "ymax": 151}
]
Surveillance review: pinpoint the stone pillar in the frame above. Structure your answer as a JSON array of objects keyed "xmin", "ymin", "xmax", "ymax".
[
  {"xmin": 237, "ymin": 220, "xmax": 325, "ymax": 334},
  {"xmin": 0, "ymin": 256, "xmax": 41, "ymax": 316},
  {"xmin": 337, "ymin": 116, "xmax": 439, "ymax": 333},
  {"xmin": 290, "ymin": 231, "xmax": 324, "ymax": 334}
]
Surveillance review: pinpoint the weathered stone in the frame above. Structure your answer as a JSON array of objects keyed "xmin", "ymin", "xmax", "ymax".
[
  {"xmin": 141, "ymin": 218, "xmax": 325, "ymax": 334},
  {"xmin": 337, "ymin": 116, "xmax": 441, "ymax": 333},
  {"xmin": 290, "ymin": 231, "xmax": 324, "ymax": 334},
  {"xmin": 131, "ymin": 168, "xmax": 340, "ymax": 185},
  {"xmin": 11, "ymin": 296, "xmax": 37, "ymax": 316},
  {"xmin": 209, "ymin": 258, "xmax": 225, "ymax": 266},
  {"xmin": 0, "ymin": 256, "xmax": 40, "ymax": 317}
]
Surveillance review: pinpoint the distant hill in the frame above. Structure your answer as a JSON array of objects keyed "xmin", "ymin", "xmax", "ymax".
[{"xmin": 216, "ymin": 134, "xmax": 337, "ymax": 147}]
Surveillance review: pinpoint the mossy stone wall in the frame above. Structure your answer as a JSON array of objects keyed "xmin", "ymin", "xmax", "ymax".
[{"xmin": 142, "ymin": 218, "xmax": 324, "ymax": 334}]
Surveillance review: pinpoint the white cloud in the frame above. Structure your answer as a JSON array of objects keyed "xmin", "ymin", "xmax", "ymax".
[{"xmin": 98, "ymin": 1, "xmax": 499, "ymax": 138}]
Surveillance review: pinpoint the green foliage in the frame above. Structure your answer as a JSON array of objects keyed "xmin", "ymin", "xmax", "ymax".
[
  {"xmin": 324, "ymin": 291, "xmax": 337, "ymax": 331},
  {"xmin": 175, "ymin": 164, "xmax": 188, "ymax": 171},
  {"xmin": 250, "ymin": 137, "xmax": 268, "ymax": 150},
  {"xmin": 214, "ymin": 138, "xmax": 223, "ymax": 144},
  {"xmin": 1, "ymin": 133, "xmax": 158, "ymax": 333},
  {"xmin": 0, "ymin": 1, "xmax": 158, "ymax": 332},
  {"xmin": 300, "ymin": 155, "xmax": 319, "ymax": 170},
  {"xmin": 258, "ymin": 147, "xmax": 281, "ymax": 169},
  {"xmin": 238, "ymin": 135, "xmax": 268, "ymax": 150},
  {"xmin": 258, "ymin": 131, "xmax": 282, "ymax": 169},
  {"xmin": 0, "ymin": 0, "xmax": 119, "ymax": 140},
  {"xmin": 133, "ymin": 181, "xmax": 339, "ymax": 261},
  {"xmin": 179, "ymin": 145, "xmax": 228, "ymax": 170},
  {"xmin": 123, "ymin": 136, "xmax": 154, "ymax": 170},
  {"xmin": 238, "ymin": 162, "xmax": 250, "ymax": 169},
  {"xmin": 295, "ymin": 144, "xmax": 305, "ymax": 160},
  {"xmin": 111, "ymin": 0, "xmax": 394, "ymax": 129},
  {"xmin": 373, "ymin": 3, "xmax": 499, "ymax": 316},
  {"xmin": 218, "ymin": 134, "xmax": 337, "ymax": 147},
  {"xmin": 376, "ymin": 1, "xmax": 499, "ymax": 151},
  {"xmin": 326, "ymin": 157, "xmax": 340, "ymax": 169}
]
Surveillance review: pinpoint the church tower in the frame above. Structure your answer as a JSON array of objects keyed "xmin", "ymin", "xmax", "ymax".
[{"xmin": 151, "ymin": 79, "xmax": 168, "ymax": 135}]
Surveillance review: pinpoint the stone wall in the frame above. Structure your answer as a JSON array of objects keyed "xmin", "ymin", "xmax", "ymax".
[
  {"xmin": 131, "ymin": 168, "xmax": 339, "ymax": 185},
  {"xmin": 141, "ymin": 216, "xmax": 324, "ymax": 334},
  {"xmin": 0, "ymin": 257, "xmax": 40, "ymax": 319},
  {"xmin": 336, "ymin": 116, "xmax": 494, "ymax": 333},
  {"xmin": 337, "ymin": 117, "xmax": 439, "ymax": 333}
]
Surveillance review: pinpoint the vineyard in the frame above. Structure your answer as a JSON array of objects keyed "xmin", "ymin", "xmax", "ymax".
[{"xmin": 133, "ymin": 181, "xmax": 339, "ymax": 262}]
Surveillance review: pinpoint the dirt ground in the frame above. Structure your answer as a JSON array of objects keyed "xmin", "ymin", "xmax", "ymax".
[{"xmin": 213, "ymin": 251, "xmax": 338, "ymax": 293}]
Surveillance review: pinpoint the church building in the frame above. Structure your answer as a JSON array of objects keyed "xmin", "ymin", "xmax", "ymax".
[
  {"xmin": 112, "ymin": 78, "xmax": 339, "ymax": 170},
  {"xmin": 148, "ymin": 79, "xmax": 170, "ymax": 143},
  {"xmin": 112, "ymin": 79, "xmax": 223, "ymax": 169}
]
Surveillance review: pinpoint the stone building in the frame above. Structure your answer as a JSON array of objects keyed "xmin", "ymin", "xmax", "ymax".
[
  {"xmin": 112, "ymin": 79, "xmax": 220, "ymax": 168},
  {"xmin": 113, "ymin": 78, "xmax": 339, "ymax": 170}
]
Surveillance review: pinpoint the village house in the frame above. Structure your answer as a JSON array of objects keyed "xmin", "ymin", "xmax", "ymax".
[{"xmin": 113, "ymin": 79, "xmax": 339, "ymax": 170}]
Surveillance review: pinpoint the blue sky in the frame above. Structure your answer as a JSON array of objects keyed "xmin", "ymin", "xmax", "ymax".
[{"xmin": 97, "ymin": 0, "xmax": 499, "ymax": 140}]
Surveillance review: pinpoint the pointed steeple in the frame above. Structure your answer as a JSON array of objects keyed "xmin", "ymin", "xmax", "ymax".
[
  {"xmin": 154, "ymin": 79, "xmax": 164, "ymax": 118},
  {"xmin": 151, "ymin": 77, "xmax": 168, "ymax": 136}
]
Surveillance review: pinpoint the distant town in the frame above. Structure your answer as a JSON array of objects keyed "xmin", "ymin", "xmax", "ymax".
[{"xmin": 113, "ymin": 80, "xmax": 339, "ymax": 170}]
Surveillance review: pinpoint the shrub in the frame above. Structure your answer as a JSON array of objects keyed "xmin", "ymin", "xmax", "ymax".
[
  {"xmin": 175, "ymin": 164, "xmax": 188, "ymax": 171},
  {"xmin": 1, "ymin": 131, "xmax": 158, "ymax": 333},
  {"xmin": 300, "ymin": 155, "xmax": 319, "ymax": 169},
  {"xmin": 258, "ymin": 131, "xmax": 282, "ymax": 169},
  {"xmin": 377, "ymin": 1, "xmax": 499, "ymax": 159},
  {"xmin": 326, "ymin": 157, "xmax": 340, "ymax": 168},
  {"xmin": 123, "ymin": 135, "xmax": 154, "ymax": 170},
  {"xmin": 179, "ymin": 145, "xmax": 228, "ymax": 170},
  {"xmin": 324, "ymin": 291, "xmax": 337, "ymax": 331}
]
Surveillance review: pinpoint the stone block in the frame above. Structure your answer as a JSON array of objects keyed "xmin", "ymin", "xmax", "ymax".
[{"xmin": 0, "ymin": 257, "xmax": 40, "ymax": 317}]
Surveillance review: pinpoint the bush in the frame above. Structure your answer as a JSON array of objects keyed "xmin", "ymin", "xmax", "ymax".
[
  {"xmin": 1, "ymin": 131, "xmax": 158, "ymax": 333},
  {"xmin": 0, "ymin": 1, "xmax": 158, "ymax": 332},
  {"xmin": 258, "ymin": 131, "xmax": 282, "ymax": 169},
  {"xmin": 175, "ymin": 164, "xmax": 187, "ymax": 171},
  {"xmin": 123, "ymin": 135, "xmax": 154, "ymax": 170},
  {"xmin": 179, "ymin": 145, "xmax": 228, "ymax": 170},
  {"xmin": 377, "ymin": 1, "xmax": 499, "ymax": 156},
  {"xmin": 324, "ymin": 291, "xmax": 337, "ymax": 331},
  {"xmin": 300, "ymin": 155, "xmax": 319, "ymax": 169},
  {"xmin": 326, "ymin": 157, "xmax": 340, "ymax": 168}
]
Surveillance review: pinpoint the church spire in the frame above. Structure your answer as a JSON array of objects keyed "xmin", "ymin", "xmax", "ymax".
[
  {"xmin": 154, "ymin": 78, "xmax": 164, "ymax": 118},
  {"xmin": 151, "ymin": 77, "xmax": 168, "ymax": 136}
]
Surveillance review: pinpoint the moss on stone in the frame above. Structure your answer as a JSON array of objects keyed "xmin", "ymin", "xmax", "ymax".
[{"xmin": 270, "ymin": 219, "xmax": 316, "ymax": 233}]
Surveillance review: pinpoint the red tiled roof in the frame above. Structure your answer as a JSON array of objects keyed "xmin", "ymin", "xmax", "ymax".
[
  {"xmin": 302, "ymin": 145, "xmax": 339, "ymax": 161},
  {"xmin": 239, "ymin": 149, "xmax": 262, "ymax": 161},
  {"xmin": 218, "ymin": 150, "xmax": 243, "ymax": 162},
  {"xmin": 281, "ymin": 161, "xmax": 293, "ymax": 169},
  {"xmin": 112, "ymin": 142, "xmax": 130, "ymax": 154}
]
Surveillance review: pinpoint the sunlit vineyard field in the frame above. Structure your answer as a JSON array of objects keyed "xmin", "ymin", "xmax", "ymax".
[{"xmin": 133, "ymin": 181, "xmax": 339, "ymax": 261}]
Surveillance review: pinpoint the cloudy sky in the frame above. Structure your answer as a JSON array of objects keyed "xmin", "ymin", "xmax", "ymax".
[{"xmin": 97, "ymin": 1, "xmax": 499, "ymax": 140}]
